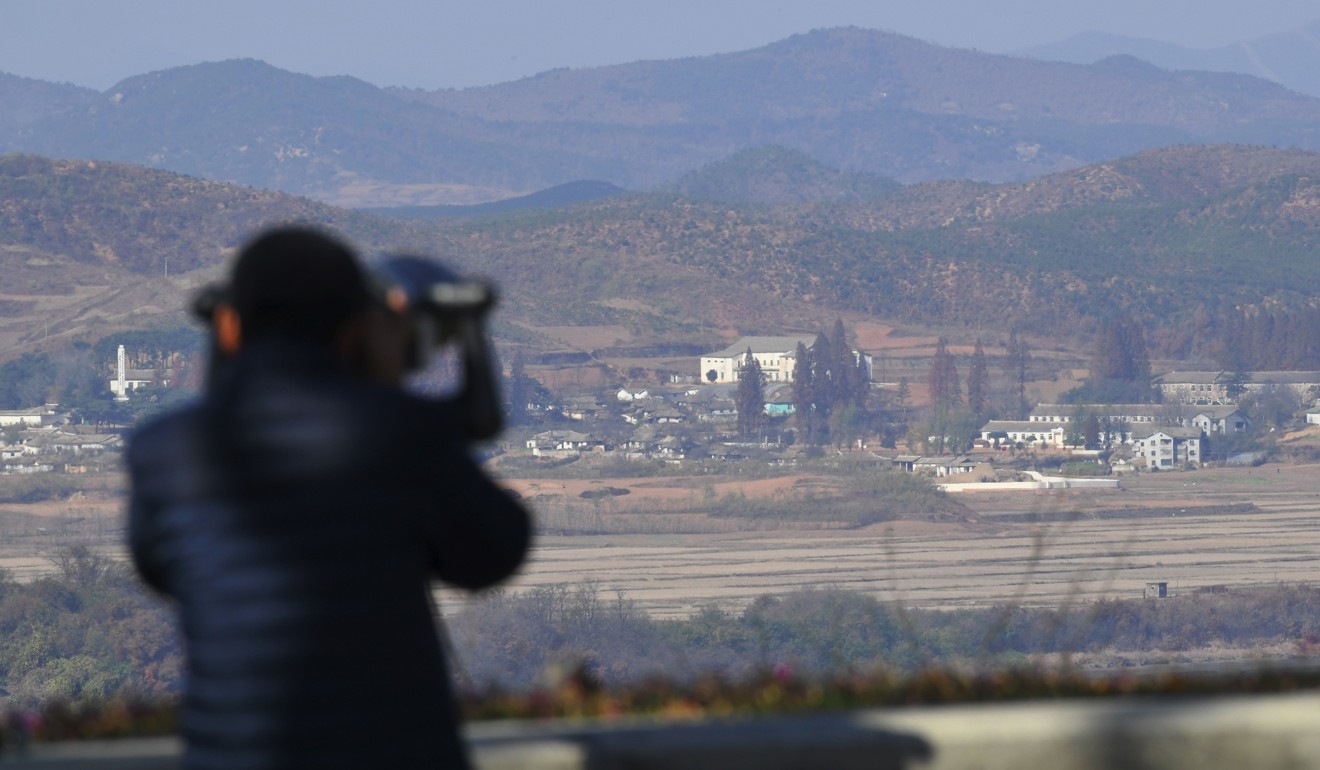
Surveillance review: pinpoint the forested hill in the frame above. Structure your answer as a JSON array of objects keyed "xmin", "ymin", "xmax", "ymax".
[
  {"xmin": 822, "ymin": 144, "xmax": 1320, "ymax": 227},
  {"xmin": 418, "ymin": 144, "xmax": 1320, "ymax": 352},
  {"xmin": 0, "ymin": 154, "xmax": 368, "ymax": 275},
  {"xmin": 5, "ymin": 27, "xmax": 1320, "ymax": 205},
  {"xmin": 1, "ymin": 145, "xmax": 1319, "ymax": 359},
  {"xmin": 0, "ymin": 155, "xmax": 432, "ymax": 353}
]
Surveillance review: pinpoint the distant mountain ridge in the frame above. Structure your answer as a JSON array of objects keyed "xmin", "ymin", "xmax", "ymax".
[
  {"xmin": 366, "ymin": 180, "xmax": 627, "ymax": 219},
  {"xmin": 4, "ymin": 59, "xmax": 615, "ymax": 205},
  {"xmin": 0, "ymin": 72, "xmax": 97, "ymax": 144},
  {"xmin": 1015, "ymin": 20, "xmax": 1320, "ymax": 99},
  {"xmin": 4, "ymin": 28, "xmax": 1320, "ymax": 206},
  {"xmin": 665, "ymin": 146, "xmax": 900, "ymax": 205}
]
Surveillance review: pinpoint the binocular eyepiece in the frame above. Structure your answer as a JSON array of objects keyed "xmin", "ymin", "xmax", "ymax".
[
  {"xmin": 190, "ymin": 255, "xmax": 504, "ymax": 441},
  {"xmin": 191, "ymin": 255, "xmax": 496, "ymax": 375},
  {"xmin": 373, "ymin": 256, "xmax": 495, "ymax": 320},
  {"xmin": 369, "ymin": 257, "xmax": 503, "ymax": 440},
  {"xmin": 371, "ymin": 256, "xmax": 497, "ymax": 373}
]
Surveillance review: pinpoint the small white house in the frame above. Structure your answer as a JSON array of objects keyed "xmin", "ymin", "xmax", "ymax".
[
  {"xmin": 616, "ymin": 388, "xmax": 650, "ymax": 402},
  {"xmin": 0, "ymin": 407, "xmax": 51, "ymax": 427},
  {"xmin": 1191, "ymin": 407, "xmax": 1249, "ymax": 435}
]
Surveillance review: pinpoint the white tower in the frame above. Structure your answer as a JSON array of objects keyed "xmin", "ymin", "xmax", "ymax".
[{"xmin": 112, "ymin": 344, "xmax": 129, "ymax": 400}]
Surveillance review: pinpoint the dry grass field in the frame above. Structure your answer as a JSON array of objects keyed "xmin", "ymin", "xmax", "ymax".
[
  {"xmin": 0, "ymin": 494, "xmax": 126, "ymax": 581},
  {"xmin": 5, "ymin": 462, "xmax": 1319, "ymax": 628},
  {"xmin": 459, "ymin": 462, "xmax": 1320, "ymax": 620}
]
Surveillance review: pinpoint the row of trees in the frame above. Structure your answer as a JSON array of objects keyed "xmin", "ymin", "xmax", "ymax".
[
  {"xmin": 1064, "ymin": 317, "xmax": 1153, "ymax": 404},
  {"xmin": 0, "ymin": 547, "xmax": 180, "ymax": 709},
  {"xmin": 6, "ymin": 549, "xmax": 1318, "ymax": 715},
  {"xmin": 789, "ymin": 320, "xmax": 871, "ymax": 445},
  {"xmin": 913, "ymin": 333, "xmax": 1034, "ymax": 454},
  {"xmin": 1050, "ymin": 308, "xmax": 1320, "ymax": 412},
  {"xmin": 7, "ymin": 562, "xmax": 1320, "ymax": 713},
  {"xmin": 928, "ymin": 333, "xmax": 1031, "ymax": 422},
  {"xmin": 449, "ymin": 581, "xmax": 1320, "ymax": 692},
  {"xmin": 924, "ymin": 337, "xmax": 984, "ymax": 454},
  {"xmin": 0, "ymin": 350, "xmax": 100, "ymax": 411},
  {"xmin": 505, "ymin": 351, "xmax": 555, "ymax": 427},
  {"xmin": 730, "ymin": 320, "xmax": 874, "ymax": 444},
  {"xmin": 1215, "ymin": 305, "xmax": 1320, "ymax": 372}
]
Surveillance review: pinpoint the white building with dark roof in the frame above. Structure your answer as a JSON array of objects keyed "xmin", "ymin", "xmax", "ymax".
[
  {"xmin": 978, "ymin": 420, "xmax": 1069, "ymax": 448},
  {"xmin": 1154, "ymin": 371, "xmax": 1229, "ymax": 404},
  {"xmin": 1028, "ymin": 404, "xmax": 1163, "ymax": 425},
  {"xmin": 699, "ymin": 335, "xmax": 877, "ymax": 385},
  {"xmin": 1155, "ymin": 370, "xmax": 1320, "ymax": 405},
  {"xmin": 699, "ymin": 336, "xmax": 816, "ymax": 384}
]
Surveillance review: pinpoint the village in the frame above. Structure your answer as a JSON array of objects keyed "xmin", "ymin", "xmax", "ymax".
[
  {"xmin": 506, "ymin": 334, "xmax": 1320, "ymax": 491},
  {"xmin": 0, "ymin": 404, "xmax": 122, "ymax": 475},
  {"xmin": 4, "ymin": 334, "xmax": 1320, "ymax": 489}
]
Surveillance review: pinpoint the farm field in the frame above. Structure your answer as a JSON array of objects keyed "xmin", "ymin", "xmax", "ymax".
[
  {"xmin": 0, "ymin": 491, "xmax": 126, "ymax": 582},
  {"xmin": 3, "ymin": 463, "xmax": 1319, "ymax": 625},
  {"xmin": 458, "ymin": 462, "xmax": 1320, "ymax": 619}
]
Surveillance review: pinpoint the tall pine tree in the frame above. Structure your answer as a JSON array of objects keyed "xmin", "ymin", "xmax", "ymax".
[
  {"xmin": 1003, "ymin": 329, "xmax": 1030, "ymax": 419},
  {"xmin": 967, "ymin": 338, "xmax": 989, "ymax": 419},
  {"xmin": 829, "ymin": 319, "xmax": 855, "ymax": 408},
  {"xmin": 928, "ymin": 337, "xmax": 962, "ymax": 414},
  {"xmin": 506, "ymin": 351, "xmax": 530, "ymax": 426},
  {"xmin": 791, "ymin": 341, "xmax": 818, "ymax": 444},
  {"xmin": 786, "ymin": 323, "xmax": 872, "ymax": 445},
  {"xmin": 735, "ymin": 348, "xmax": 767, "ymax": 439},
  {"xmin": 1090, "ymin": 317, "xmax": 1150, "ymax": 384},
  {"xmin": 1081, "ymin": 318, "xmax": 1152, "ymax": 402},
  {"xmin": 811, "ymin": 331, "xmax": 834, "ymax": 434}
]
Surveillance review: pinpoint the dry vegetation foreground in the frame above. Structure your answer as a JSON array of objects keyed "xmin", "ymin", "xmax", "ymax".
[{"xmin": 446, "ymin": 462, "xmax": 1320, "ymax": 620}]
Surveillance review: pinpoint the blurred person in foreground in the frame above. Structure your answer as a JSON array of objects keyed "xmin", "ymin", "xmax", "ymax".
[{"xmin": 128, "ymin": 227, "xmax": 531, "ymax": 769}]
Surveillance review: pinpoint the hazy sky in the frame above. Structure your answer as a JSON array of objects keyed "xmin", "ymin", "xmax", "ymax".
[{"xmin": 4, "ymin": 0, "xmax": 1319, "ymax": 91}]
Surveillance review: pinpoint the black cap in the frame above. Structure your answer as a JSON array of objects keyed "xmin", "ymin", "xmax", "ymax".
[{"xmin": 229, "ymin": 227, "xmax": 371, "ymax": 342}]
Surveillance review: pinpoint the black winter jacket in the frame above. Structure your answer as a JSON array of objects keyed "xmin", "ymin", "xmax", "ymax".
[{"xmin": 128, "ymin": 341, "xmax": 531, "ymax": 769}]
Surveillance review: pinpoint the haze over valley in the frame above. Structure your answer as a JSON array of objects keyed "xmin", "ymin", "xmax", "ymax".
[
  {"xmin": 5, "ymin": 8, "xmax": 1320, "ymax": 716},
  {"xmin": 6, "ymin": 25, "xmax": 1320, "ymax": 208}
]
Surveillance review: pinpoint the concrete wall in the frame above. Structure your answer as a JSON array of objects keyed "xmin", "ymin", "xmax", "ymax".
[{"xmin": 6, "ymin": 693, "xmax": 1320, "ymax": 769}]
